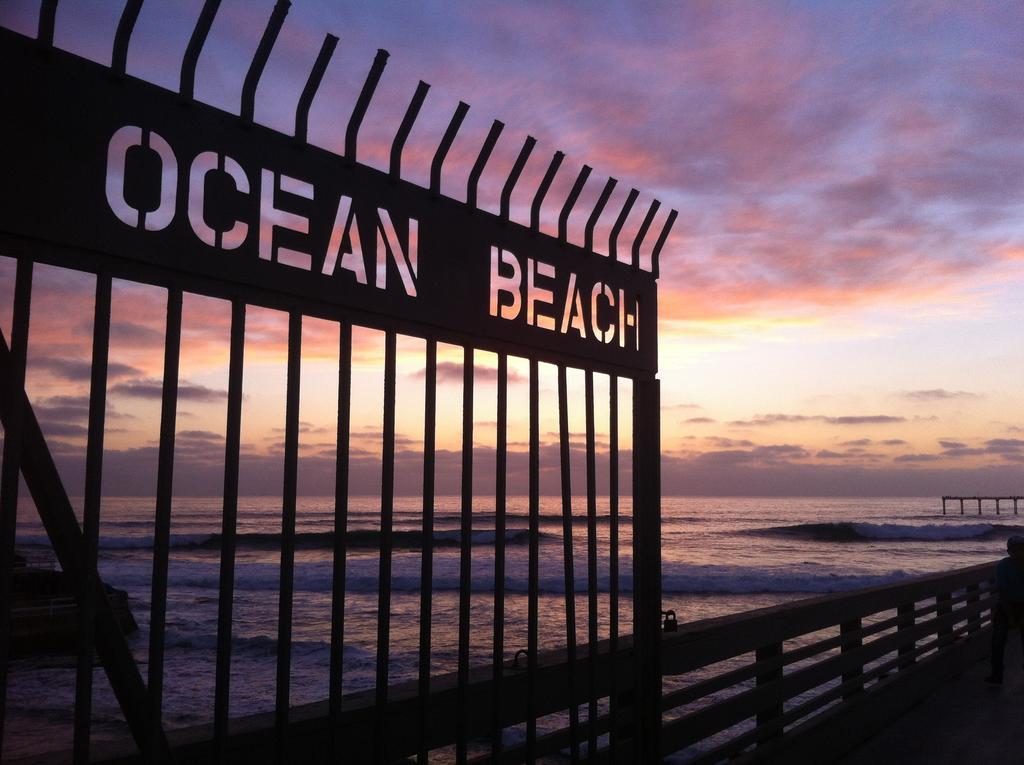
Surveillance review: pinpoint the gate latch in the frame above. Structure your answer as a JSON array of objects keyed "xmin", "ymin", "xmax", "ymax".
[
  {"xmin": 661, "ymin": 609, "xmax": 678, "ymax": 633},
  {"xmin": 512, "ymin": 648, "xmax": 530, "ymax": 670}
]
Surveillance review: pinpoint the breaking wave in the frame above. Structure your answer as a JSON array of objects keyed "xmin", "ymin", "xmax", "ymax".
[{"xmin": 750, "ymin": 522, "xmax": 1017, "ymax": 542}]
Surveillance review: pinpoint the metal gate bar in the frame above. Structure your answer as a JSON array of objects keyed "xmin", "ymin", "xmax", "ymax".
[
  {"xmin": 145, "ymin": 287, "xmax": 182, "ymax": 764},
  {"xmin": 525, "ymin": 358, "xmax": 541, "ymax": 762},
  {"xmin": 213, "ymin": 301, "xmax": 246, "ymax": 757},
  {"xmin": 491, "ymin": 353, "xmax": 509, "ymax": 759},
  {"xmin": 585, "ymin": 370, "xmax": 599, "ymax": 758},
  {"xmin": 456, "ymin": 346, "xmax": 475, "ymax": 763},
  {"xmin": 416, "ymin": 338, "xmax": 438, "ymax": 763},
  {"xmin": 557, "ymin": 365, "xmax": 581, "ymax": 762},
  {"xmin": 73, "ymin": 274, "xmax": 112, "ymax": 765},
  {"xmin": 329, "ymin": 322, "xmax": 353, "ymax": 763},
  {"xmin": 0, "ymin": 259, "xmax": 33, "ymax": 754},
  {"xmin": 373, "ymin": 329, "xmax": 398, "ymax": 761},
  {"xmin": 607, "ymin": 376, "xmax": 621, "ymax": 754},
  {"xmin": 273, "ymin": 312, "xmax": 302, "ymax": 760}
]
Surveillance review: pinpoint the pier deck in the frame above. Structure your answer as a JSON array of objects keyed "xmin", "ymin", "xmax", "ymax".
[{"xmin": 839, "ymin": 647, "xmax": 1024, "ymax": 765}]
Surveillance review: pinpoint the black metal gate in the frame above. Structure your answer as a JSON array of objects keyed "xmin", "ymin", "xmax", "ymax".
[{"xmin": 0, "ymin": 2, "xmax": 674, "ymax": 762}]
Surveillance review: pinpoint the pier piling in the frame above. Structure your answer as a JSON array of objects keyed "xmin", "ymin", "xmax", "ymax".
[{"xmin": 940, "ymin": 495, "xmax": 1023, "ymax": 516}]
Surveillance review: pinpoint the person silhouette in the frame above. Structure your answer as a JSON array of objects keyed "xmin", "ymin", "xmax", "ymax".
[{"xmin": 985, "ymin": 535, "xmax": 1024, "ymax": 684}]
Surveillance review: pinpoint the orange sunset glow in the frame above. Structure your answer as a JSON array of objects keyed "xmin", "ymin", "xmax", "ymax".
[{"xmin": 3, "ymin": 0, "xmax": 1023, "ymax": 497}]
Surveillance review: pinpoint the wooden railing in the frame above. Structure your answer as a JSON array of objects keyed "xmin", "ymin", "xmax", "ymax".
[
  {"xmin": 655, "ymin": 561, "xmax": 997, "ymax": 764},
  {"xmin": 77, "ymin": 562, "xmax": 996, "ymax": 764}
]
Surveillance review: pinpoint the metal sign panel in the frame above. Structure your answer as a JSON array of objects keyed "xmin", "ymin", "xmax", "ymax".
[{"xmin": 0, "ymin": 28, "xmax": 661, "ymax": 373}]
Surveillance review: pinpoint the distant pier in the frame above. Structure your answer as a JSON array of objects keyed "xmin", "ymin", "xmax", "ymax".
[{"xmin": 941, "ymin": 495, "xmax": 1022, "ymax": 515}]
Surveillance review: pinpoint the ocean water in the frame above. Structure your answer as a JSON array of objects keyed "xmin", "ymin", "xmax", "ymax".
[{"xmin": 5, "ymin": 495, "xmax": 1015, "ymax": 760}]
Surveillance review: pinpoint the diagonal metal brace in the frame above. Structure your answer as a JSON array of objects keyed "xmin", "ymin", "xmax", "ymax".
[{"xmin": 0, "ymin": 330, "xmax": 172, "ymax": 760}]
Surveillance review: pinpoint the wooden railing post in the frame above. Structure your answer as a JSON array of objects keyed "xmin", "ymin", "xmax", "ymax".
[
  {"xmin": 840, "ymin": 618, "xmax": 863, "ymax": 698},
  {"xmin": 965, "ymin": 584, "xmax": 981, "ymax": 634},
  {"xmin": 755, "ymin": 642, "xmax": 783, "ymax": 745},
  {"xmin": 897, "ymin": 602, "xmax": 915, "ymax": 669},
  {"xmin": 613, "ymin": 686, "xmax": 635, "ymax": 754},
  {"xmin": 936, "ymin": 592, "xmax": 953, "ymax": 648}
]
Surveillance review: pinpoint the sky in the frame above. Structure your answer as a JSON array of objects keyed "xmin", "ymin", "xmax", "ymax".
[{"xmin": 1, "ymin": 0, "xmax": 1023, "ymax": 496}]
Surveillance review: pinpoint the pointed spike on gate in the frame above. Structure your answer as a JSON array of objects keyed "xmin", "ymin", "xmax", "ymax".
[
  {"xmin": 558, "ymin": 164, "xmax": 592, "ymax": 243},
  {"xmin": 389, "ymin": 80, "xmax": 431, "ymax": 179},
  {"xmin": 608, "ymin": 188, "xmax": 639, "ymax": 263},
  {"xmin": 240, "ymin": 0, "xmax": 291, "ymax": 124},
  {"xmin": 111, "ymin": 0, "xmax": 144, "ymax": 77},
  {"xmin": 467, "ymin": 119, "xmax": 505, "ymax": 209},
  {"xmin": 500, "ymin": 136, "xmax": 537, "ymax": 221},
  {"xmin": 345, "ymin": 48, "xmax": 390, "ymax": 162},
  {"xmin": 583, "ymin": 177, "xmax": 617, "ymax": 254},
  {"xmin": 295, "ymin": 33, "xmax": 339, "ymax": 144},
  {"xmin": 530, "ymin": 151, "xmax": 565, "ymax": 232},
  {"xmin": 38, "ymin": 0, "xmax": 58, "ymax": 47},
  {"xmin": 430, "ymin": 101, "xmax": 470, "ymax": 194},
  {"xmin": 631, "ymin": 199, "xmax": 661, "ymax": 271},
  {"xmin": 180, "ymin": 0, "xmax": 221, "ymax": 100},
  {"xmin": 649, "ymin": 208, "xmax": 678, "ymax": 277}
]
